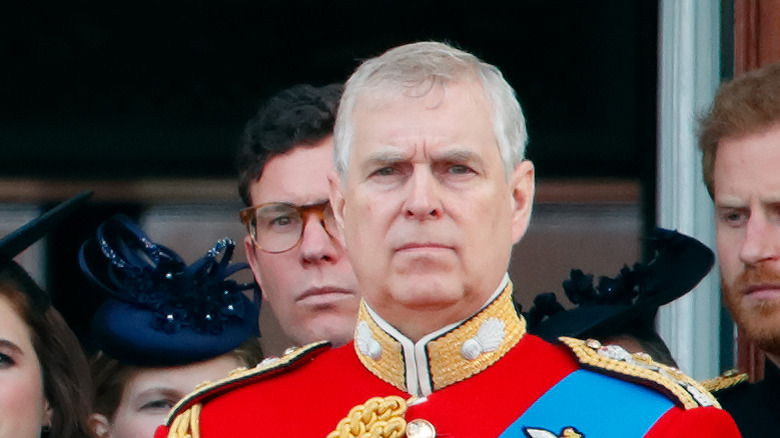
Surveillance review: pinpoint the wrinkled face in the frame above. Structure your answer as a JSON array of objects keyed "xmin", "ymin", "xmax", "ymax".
[
  {"xmin": 245, "ymin": 138, "xmax": 360, "ymax": 347},
  {"xmin": 714, "ymin": 124, "xmax": 780, "ymax": 357},
  {"xmin": 0, "ymin": 295, "xmax": 51, "ymax": 438},
  {"xmin": 330, "ymin": 79, "xmax": 534, "ymax": 341},
  {"xmin": 95, "ymin": 354, "xmax": 240, "ymax": 438}
]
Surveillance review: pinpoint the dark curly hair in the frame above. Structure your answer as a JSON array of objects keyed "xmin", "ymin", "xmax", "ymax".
[{"xmin": 237, "ymin": 83, "xmax": 343, "ymax": 206}]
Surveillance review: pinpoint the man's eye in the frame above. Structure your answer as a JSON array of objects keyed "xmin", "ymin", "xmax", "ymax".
[
  {"xmin": 261, "ymin": 211, "xmax": 301, "ymax": 228},
  {"xmin": 721, "ymin": 210, "xmax": 748, "ymax": 226},
  {"xmin": 726, "ymin": 212, "xmax": 744, "ymax": 222},
  {"xmin": 374, "ymin": 167, "xmax": 396, "ymax": 177},
  {"xmin": 270, "ymin": 215, "xmax": 293, "ymax": 226},
  {"xmin": 449, "ymin": 164, "xmax": 473, "ymax": 175}
]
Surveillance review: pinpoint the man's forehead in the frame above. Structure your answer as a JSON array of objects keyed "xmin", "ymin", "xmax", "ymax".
[{"xmin": 251, "ymin": 141, "xmax": 334, "ymax": 204}]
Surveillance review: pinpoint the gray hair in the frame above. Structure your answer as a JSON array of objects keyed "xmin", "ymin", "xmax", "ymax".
[{"xmin": 334, "ymin": 41, "xmax": 527, "ymax": 178}]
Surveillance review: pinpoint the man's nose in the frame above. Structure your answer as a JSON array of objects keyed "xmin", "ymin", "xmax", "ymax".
[
  {"xmin": 740, "ymin": 213, "xmax": 780, "ymax": 266},
  {"xmin": 403, "ymin": 168, "xmax": 442, "ymax": 220},
  {"xmin": 299, "ymin": 214, "xmax": 342, "ymax": 264}
]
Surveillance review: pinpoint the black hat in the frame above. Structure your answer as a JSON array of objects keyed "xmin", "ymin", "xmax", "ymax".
[
  {"xmin": 525, "ymin": 228, "xmax": 714, "ymax": 343},
  {"xmin": 0, "ymin": 191, "xmax": 93, "ymax": 308},
  {"xmin": 0, "ymin": 191, "xmax": 93, "ymax": 263},
  {"xmin": 79, "ymin": 215, "xmax": 260, "ymax": 366}
]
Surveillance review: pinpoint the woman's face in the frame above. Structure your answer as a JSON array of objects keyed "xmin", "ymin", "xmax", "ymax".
[
  {"xmin": 93, "ymin": 354, "xmax": 242, "ymax": 438},
  {"xmin": 0, "ymin": 295, "xmax": 51, "ymax": 438}
]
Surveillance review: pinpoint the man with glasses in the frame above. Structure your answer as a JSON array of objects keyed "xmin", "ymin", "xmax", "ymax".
[
  {"xmin": 160, "ymin": 43, "xmax": 738, "ymax": 438},
  {"xmin": 237, "ymin": 83, "xmax": 360, "ymax": 348}
]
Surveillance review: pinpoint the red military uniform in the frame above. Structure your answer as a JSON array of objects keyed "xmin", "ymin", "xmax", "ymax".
[{"xmin": 158, "ymin": 280, "xmax": 740, "ymax": 437}]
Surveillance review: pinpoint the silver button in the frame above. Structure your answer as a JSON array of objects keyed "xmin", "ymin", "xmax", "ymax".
[
  {"xmin": 406, "ymin": 418, "xmax": 436, "ymax": 438},
  {"xmin": 586, "ymin": 338, "xmax": 601, "ymax": 349}
]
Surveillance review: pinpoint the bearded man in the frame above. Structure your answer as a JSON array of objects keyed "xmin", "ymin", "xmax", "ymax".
[{"xmin": 699, "ymin": 60, "xmax": 780, "ymax": 436}]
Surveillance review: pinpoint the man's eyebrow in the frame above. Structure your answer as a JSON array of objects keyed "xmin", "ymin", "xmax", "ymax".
[
  {"xmin": 362, "ymin": 150, "xmax": 408, "ymax": 166},
  {"xmin": 714, "ymin": 202, "xmax": 744, "ymax": 209},
  {"xmin": 713, "ymin": 195, "xmax": 746, "ymax": 209},
  {"xmin": 363, "ymin": 148, "xmax": 483, "ymax": 163},
  {"xmin": 431, "ymin": 149, "xmax": 482, "ymax": 163}
]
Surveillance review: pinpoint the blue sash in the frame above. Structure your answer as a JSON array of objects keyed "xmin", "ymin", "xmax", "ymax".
[{"xmin": 499, "ymin": 370, "xmax": 674, "ymax": 437}]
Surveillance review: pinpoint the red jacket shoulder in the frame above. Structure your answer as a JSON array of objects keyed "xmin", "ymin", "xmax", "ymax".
[
  {"xmin": 646, "ymin": 406, "xmax": 741, "ymax": 437},
  {"xmin": 163, "ymin": 341, "xmax": 332, "ymax": 426}
]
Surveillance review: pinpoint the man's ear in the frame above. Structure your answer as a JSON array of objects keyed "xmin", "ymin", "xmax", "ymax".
[
  {"xmin": 328, "ymin": 171, "xmax": 346, "ymax": 231},
  {"xmin": 89, "ymin": 413, "xmax": 111, "ymax": 438},
  {"xmin": 510, "ymin": 160, "xmax": 535, "ymax": 243},
  {"xmin": 244, "ymin": 235, "xmax": 268, "ymax": 301}
]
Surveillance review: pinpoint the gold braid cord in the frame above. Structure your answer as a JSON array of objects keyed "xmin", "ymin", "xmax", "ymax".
[
  {"xmin": 327, "ymin": 396, "xmax": 409, "ymax": 438},
  {"xmin": 167, "ymin": 404, "xmax": 201, "ymax": 438},
  {"xmin": 700, "ymin": 369, "xmax": 748, "ymax": 394},
  {"xmin": 559, "ymin": 337, "xmax": 720, "ymax": 410}
]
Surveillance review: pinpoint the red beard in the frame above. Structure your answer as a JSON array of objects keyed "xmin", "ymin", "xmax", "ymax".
[{"xmin": 723, "ymin": 265, "xmax": 780, "ymax": 354}]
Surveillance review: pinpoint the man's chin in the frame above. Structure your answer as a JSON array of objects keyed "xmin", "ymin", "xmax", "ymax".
[
  {"xmin": 392, "ymin": 286, "xmax": 464, "ymax": 311},
  {"xmin": 751, "ymin": 334, "xmax": 780, "ymax": 357},
  {"xmin": 734, "ymin": 309, "xmax": 780, "ymax": 356},
  {"xmin": 302, "ymin": 315, "xmax": 359, "ymax": 346}
]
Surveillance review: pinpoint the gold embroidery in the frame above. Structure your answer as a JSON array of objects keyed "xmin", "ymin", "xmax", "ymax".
[
  {"xmin": 326, "ymin": 396, "xmax": 409, "ymax": 438},
  {"xmin": 560, "ymin": 337, "xmax": 720, "ymax": 410},
  {"xmin": 354, "ymin": 281, "xmax": 525, "ymax": 393},
  {"xmin": 354, "ymin": 303, "xmax": 406, "ymax": 391},
  {"xmin": 700, "ymin": 369, "xmax": 748, "ymax": 394},
  {"xmin": 427, "ymin": 283, "xmax": 525, "ymax": 390}
]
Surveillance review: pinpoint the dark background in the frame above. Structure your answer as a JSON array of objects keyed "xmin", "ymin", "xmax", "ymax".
[
  {"xmin": 2, "ymin": 1, "xmax": 659, "ymax": 348},
  {"xmin": 1, "ymin": 1, "xmax": 657, "ymax": 181}
]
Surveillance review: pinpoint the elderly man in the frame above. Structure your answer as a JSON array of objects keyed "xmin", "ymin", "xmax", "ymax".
[
  {"xmin": 158, "ymin": 42, "xmax": 738, "ymax": 438},
  {"xmin": 237, "ymin": 84, "xmax": 360, "ymax": 348},
  {"xmin": 698, "ymin": 61, "xmax": 780, "ymax": 436}
]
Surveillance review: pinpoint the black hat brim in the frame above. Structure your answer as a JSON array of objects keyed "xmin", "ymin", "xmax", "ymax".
[
  {"xmin": 0, "ymin": 191, "xmax": 92, "ymax": 262},
  {"xmin": 529, "ymin": 229, "xmax": 715, "ymax": 343}
]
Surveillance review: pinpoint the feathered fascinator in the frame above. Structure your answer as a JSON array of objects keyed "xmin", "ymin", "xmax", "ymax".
[
  {"xmin": 79, "ymin": 215, "xmax": 260, "ymax": 366},
  {"xmin": 525, "ymin": 228, "xmax": 714, "ymax": 342}
]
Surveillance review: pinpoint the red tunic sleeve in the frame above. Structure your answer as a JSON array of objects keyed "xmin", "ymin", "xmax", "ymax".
[{"xmin": 645, "ymin": 405, "xmax": 742, "ymax": 438}]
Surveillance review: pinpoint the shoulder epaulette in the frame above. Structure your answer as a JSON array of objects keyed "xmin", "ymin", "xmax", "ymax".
[
  {"xmin": 559, "ymin": 337, "xmax": 720, "ymax": 410},
  {"xmin": 700, "ymin": 369, "xmax": 748, "ymax": 394},
  {"xmin": 164, "ymin": 341, "xmax": 330, "ymax": 431}
]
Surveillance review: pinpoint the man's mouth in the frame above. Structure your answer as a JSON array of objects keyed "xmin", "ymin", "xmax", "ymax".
[
  {"xmin": 396, "ymin": 242, "xmax": 453, "ymax": 252},
  {"xmin": 743, "ymin": 283, "xmax": 780, "ymax": 299},
  {"xmin": 297, "ymin": 287, "xmax": 355, "ymax": 304}
]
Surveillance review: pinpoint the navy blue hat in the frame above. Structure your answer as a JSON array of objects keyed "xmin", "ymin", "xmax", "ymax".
[
  {"xmin": 79, "ymin": 215, "xmax": 260, "ymax": 366},
  {"xmin": 525, "ymin": 228, "xmax": 715, "ymax": 343}
]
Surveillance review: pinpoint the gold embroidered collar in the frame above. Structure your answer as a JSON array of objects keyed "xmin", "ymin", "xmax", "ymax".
[{"xmin": 353, "ymin": 275, "xmax": 525, "ymax": 397}]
